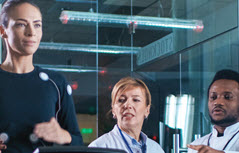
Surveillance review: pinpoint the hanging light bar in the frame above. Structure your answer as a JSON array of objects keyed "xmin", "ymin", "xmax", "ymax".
[
  {"xmin": 36, "ymin": 64, "xmax": 101, "ymax": 73},
  {"xmin": 60, "ymin": 11, "xmax": 204, "ymax": 31},
  {"xmin": 39, "ymin": 42, "xmax": 140, "ymax": 54},
  {"xmin": 55, "ymin": 0, "xmax": 96, "ymax": 3}
]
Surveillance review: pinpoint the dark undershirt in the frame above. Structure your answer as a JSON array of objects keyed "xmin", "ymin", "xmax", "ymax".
[{"xmin": 217, "ymin": 132, "xmax": 224, "ymax": 137}]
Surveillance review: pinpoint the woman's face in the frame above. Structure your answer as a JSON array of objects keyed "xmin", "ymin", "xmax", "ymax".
[
  {"xmin": 2, "ymin": 3, "xmax": 42, "ymax": 56},
  {"xmin": 112, "ymin": 86, "xmax": 150, "ymax": 131}
]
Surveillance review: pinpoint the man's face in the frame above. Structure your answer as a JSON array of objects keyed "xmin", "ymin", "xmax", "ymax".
[{"xmin": 208, "ymin": 79, "xmax": 239, "ymax": 127}]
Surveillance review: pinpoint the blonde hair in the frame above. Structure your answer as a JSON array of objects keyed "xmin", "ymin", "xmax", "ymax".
[{"xmin": 111, "ymin": 77, "xmax": 151, "ymax": 107}]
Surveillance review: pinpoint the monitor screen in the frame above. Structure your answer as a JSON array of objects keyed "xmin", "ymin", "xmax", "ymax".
[{"xmin": 34, "ymin": 146, "xmax": 127, "ymax": 153}]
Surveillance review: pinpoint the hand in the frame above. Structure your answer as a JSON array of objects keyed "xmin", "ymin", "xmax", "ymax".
[
  {"xmin": 0, "ymin": 140, "xmax": 7, "ymax": 153},
  {"xmin": 33, "ymin": 117, "xmax": 72, "ymax": 145},
  {"xmin": 187, "ymin": 144, "xmax": 224, "ymax": 153}
]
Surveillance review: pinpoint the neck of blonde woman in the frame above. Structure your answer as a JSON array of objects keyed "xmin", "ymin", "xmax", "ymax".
[{"xmin": 119, "ymin": 125, "xmax": 142, "ymax": 142}]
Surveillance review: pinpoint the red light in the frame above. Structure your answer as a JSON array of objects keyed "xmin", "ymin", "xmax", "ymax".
[
  {"xmin": 71, "ymin": 81, "xmax": 78, "ymax": 90},
  {"xmin": 152, "ymin": 136, "xmax": 157, "ymax": 140},
  {"xmin": 193, "ymin": 25, "xmax": 204, "ymax": 33},
  {"xmin": 99, "ymin": 69, "xmax": 107, "ymax": 75},
  {"xmin": 62, "ymin": 15, "xmax": 68, "ymax": 24},
  {"xmin": 133, "ymin": 21, "xmax": 138, "ymax": 29}
]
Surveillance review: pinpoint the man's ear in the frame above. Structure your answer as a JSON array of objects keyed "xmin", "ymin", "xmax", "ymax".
[{"xmin": 0, "ymin": 25, "xmax": 7, "ymax": 38}]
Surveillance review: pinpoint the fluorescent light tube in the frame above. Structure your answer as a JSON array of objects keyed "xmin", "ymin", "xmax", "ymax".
[
  {"xmin": 60, "ymin": 11, "xmax": 204, "ymax": 31},
  {"xmin": 39, "ymin": 42, "xmax": 140, "ymax": 54}
]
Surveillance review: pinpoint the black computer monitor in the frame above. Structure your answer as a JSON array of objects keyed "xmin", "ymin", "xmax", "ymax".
[{"xmin": 34, "ymin": 146, "xmax": 127, "ymax": 153}]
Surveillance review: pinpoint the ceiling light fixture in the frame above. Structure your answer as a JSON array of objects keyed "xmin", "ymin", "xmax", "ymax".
[
  {"xmin": 39, "ymin": 42, "xmax": 140, "ymax": 54},
  {"xmin": 59, "ymin": 11, "xmax": 204, "ymax": 31},
  {"xmin": 36, "ymin": 64, "xmax": 101, "ymax": 73},
  {"xmin": 55, "ymin": 0, "xmax": 96, "ymax": 3}
]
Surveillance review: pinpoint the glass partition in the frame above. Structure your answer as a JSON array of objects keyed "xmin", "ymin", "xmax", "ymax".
[
  {"xmin": 133, "ymin": 0, "xmax": 238, "ymax": 152},
  {"xmin": 34, "ymin": 0, "xmax": 98, "ymax": 145},
  {"xmin": 1, "ymin": 0, "xmax": 238, "ymax": 152},
  {"xmin": 179, "ymin": 27, "xmax": 239, "ymax": 147}
]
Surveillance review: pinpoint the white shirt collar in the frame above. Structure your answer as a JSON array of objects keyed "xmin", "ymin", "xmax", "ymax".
[
  {"xmin": 212, "ymin": 122, "xmax": 239, "ymax": 137},
  {"xmin": 112, "ymin": 124, "xmax": 148, "ymax": 146}
]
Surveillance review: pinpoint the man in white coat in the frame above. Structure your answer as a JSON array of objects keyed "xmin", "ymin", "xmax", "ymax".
[{"xmin": 188, "ymin": 69, "xmax": 239, "ymax": 153}]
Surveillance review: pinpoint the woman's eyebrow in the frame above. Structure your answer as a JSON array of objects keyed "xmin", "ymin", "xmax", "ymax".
[
  {"xmin": 33, "ymin": 20, "xmax": 42, "ymax": 23},
  {"xmin": 132, "ymin": 95, "xmax": 141, "ymax": 97},
  {"xmin": 16, "ymin": 18, "xmax": 27, "ymax": 22},
  {"xmin": 16, "ymin": 19, "xmax": 42, "ymax": 23}
]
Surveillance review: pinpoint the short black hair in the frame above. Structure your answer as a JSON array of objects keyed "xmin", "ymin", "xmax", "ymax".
[
  {"xmin": 208, "ymin": 69, "xmax": 239, "ymax": 96},
  {"xmin": 0, "ymin": 0, "xmax": 40, "ymax": 28}
]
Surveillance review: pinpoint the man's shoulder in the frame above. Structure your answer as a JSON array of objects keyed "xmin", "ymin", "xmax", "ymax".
[
  {"xmin": 188, "ymin": 133, "xmax": 211, "ymax": 153},
  {"xmin": 190, "ymin": 133, "xmax": 211, "ymax": 145}
]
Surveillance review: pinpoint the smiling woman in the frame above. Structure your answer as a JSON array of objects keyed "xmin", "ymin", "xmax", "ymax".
[
  {"xmin": 0, "ymin": 0, "xmax": 83, "ymax": 152},
  {"xmin": 89, "ymin": 77, "xmax": 164, "ymax": 153}
]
